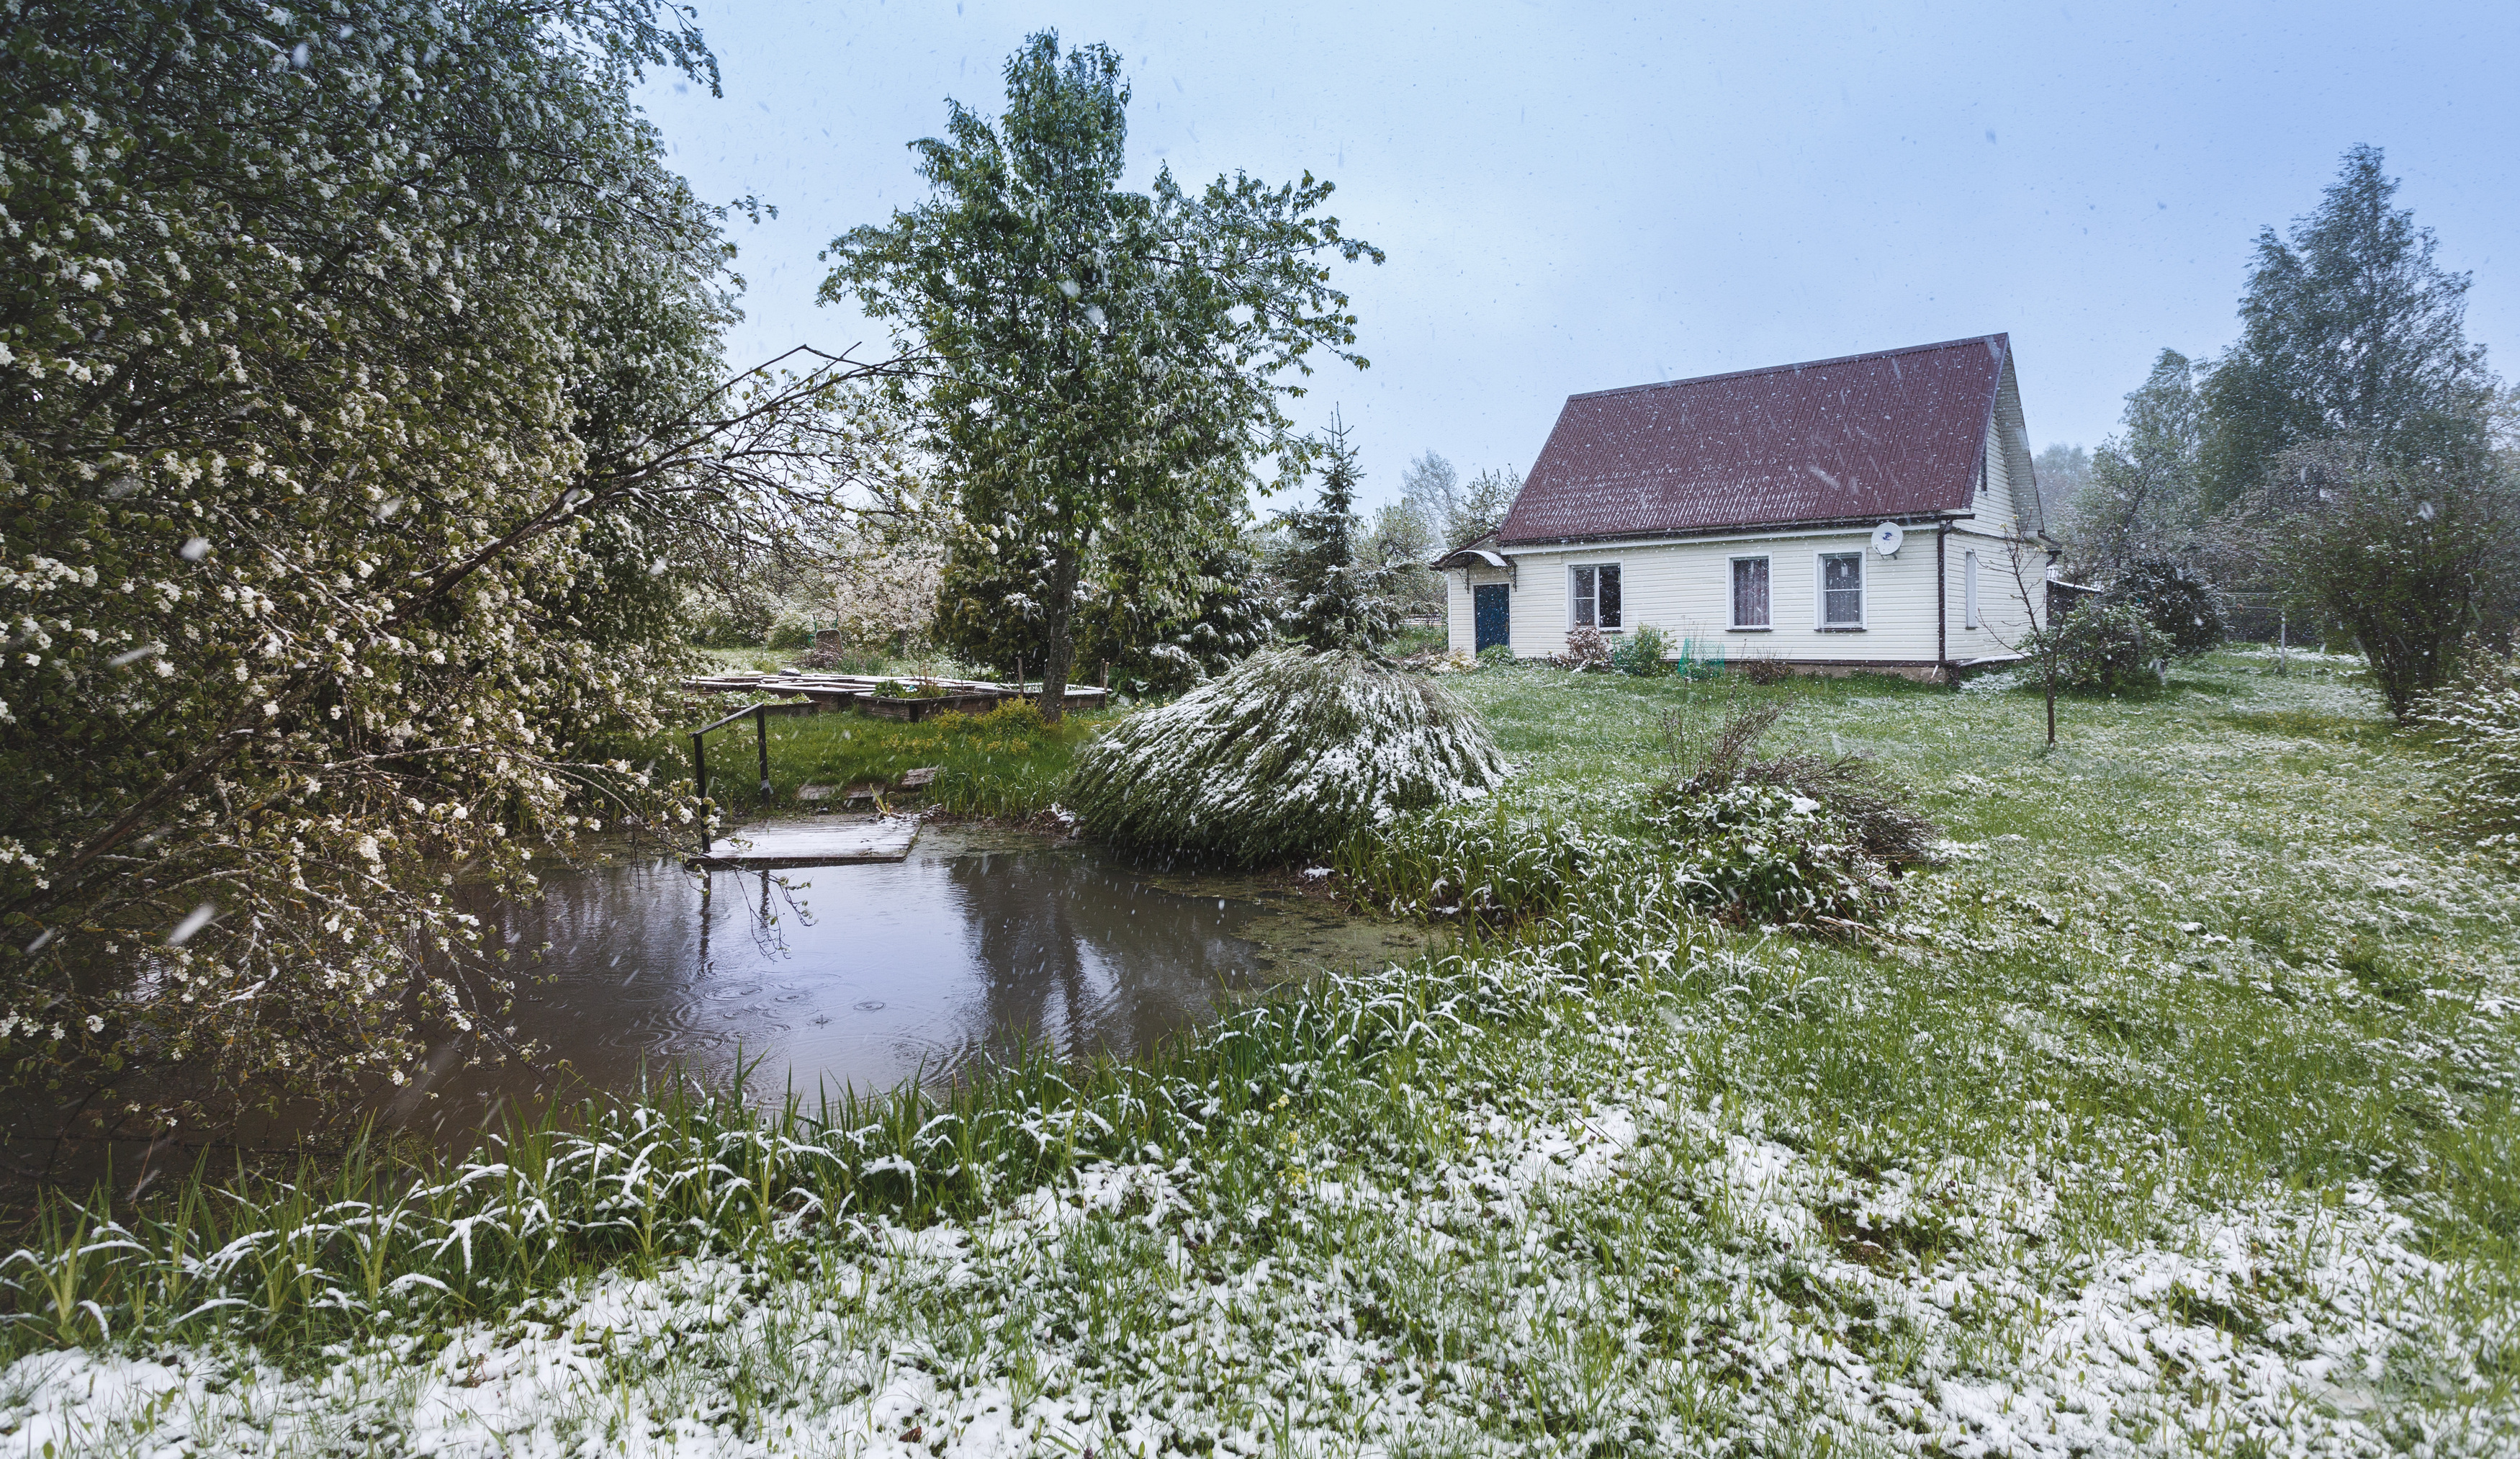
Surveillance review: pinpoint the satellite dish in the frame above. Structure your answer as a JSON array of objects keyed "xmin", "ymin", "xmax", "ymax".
[{"xmin": 1871, "ymin": 521, "xmax": 1905, "ymax": 557}]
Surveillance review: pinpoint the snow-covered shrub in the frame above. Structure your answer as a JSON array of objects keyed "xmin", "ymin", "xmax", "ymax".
[
  {"xmin": 1652, "ymin": 782, "xmax": 1898, "ymax": 930},
  {"xmin": 2034, "ymin": 601, "xmax": 2164, "ymax": 691},
  {"xmin": 2107, "ymin": 560, "xmax": 2225, "ymax": 657},
  {"xmin": 1477, "ymin": 643, "xmax": 1518, "ymax": 669},
  {"xmin": 2419, "ymin": 656, "xmax": 2520, "ymax": 867},
  {"xmin": 1649, "ymin": 702, "xmax": 1938, "ymax": 932},
  {"xmin": 1429, "ymin": 648, "xmax": 1480, "ymax": 674},
  {"xmin": 1553, "ymin": 625, "xmax": 1614, "ymax": 670},
  {"xmin": 1066, "ymin": 647, "xmax": 1511, "ymax": 866}
]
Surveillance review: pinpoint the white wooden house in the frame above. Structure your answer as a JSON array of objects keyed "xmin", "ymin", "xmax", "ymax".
[{"xmin": 1439, "ymin": 334, "xmax": 2052, "ymax": 680}]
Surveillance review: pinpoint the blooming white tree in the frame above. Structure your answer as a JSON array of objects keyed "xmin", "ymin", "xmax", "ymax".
[{"xmin": 0, "ymin": 0, "xmax": 901, "ymax": 1146}]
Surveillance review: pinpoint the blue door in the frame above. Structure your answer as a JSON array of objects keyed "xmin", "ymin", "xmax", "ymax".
[{"xmin": 1474, "ymin": 584, "xmax": 1511, "ymax": 652}]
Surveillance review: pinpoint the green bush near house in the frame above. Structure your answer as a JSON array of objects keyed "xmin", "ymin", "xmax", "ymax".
[
  {"xmin": 2033, "ymin": 601, "xmax": 2166, "ymax": 691},
  {"xmin": 1608, "ymin": 623, "xmax": 1672, "ymax": 676}
]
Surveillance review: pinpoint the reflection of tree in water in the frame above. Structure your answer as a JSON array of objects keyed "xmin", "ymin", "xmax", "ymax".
[{"xmin": 953, "ymin": 853, "xmax": 1252, "ymax": 1065}]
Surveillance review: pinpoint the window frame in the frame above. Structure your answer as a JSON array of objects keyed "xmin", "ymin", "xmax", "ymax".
[
  {"xmin": 1814, "ymin": 549, "xmax": 1866, "ymax": 631},
  {"xmin": 1568, "ymin": 561, "xmax": 1624, "ymax": 632},
  {"xmin": 1727, "ymin": 553, "xmax": 1773, "ymax": 631},
  {"xmin": 1963, "ymin": 549, "xmax": 1980, "ymax": 630}
]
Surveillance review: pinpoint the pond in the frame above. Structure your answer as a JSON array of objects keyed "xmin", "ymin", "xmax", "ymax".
[{"xmin": 382, "ymin": 825, "xmax": 1432, "ymax": 1135}]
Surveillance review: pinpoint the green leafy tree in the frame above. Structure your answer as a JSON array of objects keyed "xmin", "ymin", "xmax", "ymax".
[
  {"xmin": 2200, "ymin": 145, "xmax": 2496, "ymax": 509},
  {"xmin": 1365, "ymin": 498, "xmax": 1444, "ymax": 613},
  {"xmin": 2069, "ymin": 351, "xmax": 2209, "ymax": 578},
  {"xmin": 1457, "ymin": 467, "xmax": 1522, "ymax": 544},
  {"xmin": 824, "ymin": 32, "xmax": 1381, "ymax": 719},
  {"xmin": 2251, "ymin": 437, "xmax": 2517, "ymax": 721},
  {"xmin": 0, "ymin": 0, "xmax": 891, "ymax": 1135},
  {"xmin": 1074, "ymin": 531, "xmax": 1280, "ymax": 695},
  {"xmin": 2033, "ymin": 444, "xmax": 2091, "ymax": 540}
]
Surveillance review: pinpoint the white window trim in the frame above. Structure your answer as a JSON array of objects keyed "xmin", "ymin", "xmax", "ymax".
[
  {"xmin": 1963, "ymin": 549, "xmax": 1981, "ymax": 629},
  {"xmin": 1727, "ymin": 553, "xmax": 1773, "ymax": 631},
  {"xmin": 1568, "ymin": 561, "xmax": 1624, "ymax": 632},
  {"xmin": 1814, "ymin": 549, "xmax": 1866, "ymax": 631}
]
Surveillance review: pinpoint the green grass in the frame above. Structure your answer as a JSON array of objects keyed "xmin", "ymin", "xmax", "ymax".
[
  {"xmin": 682, "ymin": 698, "xmax": 1116, "ymax": 821},
  {"xmin": 8, "ymin": 648, "xmax": 2518, "ymax": 1453}
]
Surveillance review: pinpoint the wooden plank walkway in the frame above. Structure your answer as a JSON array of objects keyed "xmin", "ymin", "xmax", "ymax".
[
  {"xmin": 682, "ymin": 671, "xmax": 1109, "ymax": 714},
  {"xmin": 690, "ymin": 817, "xmax": 919, "ymax": 868}
]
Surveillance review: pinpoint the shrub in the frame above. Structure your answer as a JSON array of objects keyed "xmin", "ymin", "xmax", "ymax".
[
  {"xmin": 1477, "ymin": 644, "xmax": 1518, "ymax": 669},
  {"xmin": 1553, "ymin": 626, "xmax": 1614, "ymax": 670},
  {"xmin": 2033, "ymin": 601, "xmax": 2164, "ymax": 691},
  {"xmin": 1734, "ymin": 652, "xmax": 1796, "ymax": 686},
  {"xmin": 2418, "ymin": 656, "xmax": 2520, "ymax": 867},
  {"xmin": 1064, "ymin": 647, "xmax": 1511, "ymax": 866},
  {"xmin": 1647, "ymin": 702, "xmax": 1938, "ymax": 932},
  {"xmin": 795, "ymin": 640, "xmax": 899, "ymax": 674},
  {"xmin": 1652, "ymin": 782, "xmax": 1899, "ymax": 931},
  {"xmin": 1609, "ymin": 624, "xmax": 1672, "ymax": 677},
  {"xmin": 2109, "ymin": 560, "xmax": 2225, "ymax": 657}
]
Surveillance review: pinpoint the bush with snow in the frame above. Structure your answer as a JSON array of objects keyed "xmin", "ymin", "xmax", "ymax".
[
  {"xmin": 1652, "ymin": 781, "xmax": 1899, "ymax": 930},
  {"xmin": 1648, "ymin": 701, "xmax": 1938, "ymax": 932},
  {"xmin": 1551, "ymin": 625, "xmax": 1614, "ymax": 670},
  {"xmin": 1065, "ymin": 647, "xmax": 1509, "ymax": 866},
  {"xmin": 2420, "ymin": 655, "xmax": 2520, "ymax": 867}
]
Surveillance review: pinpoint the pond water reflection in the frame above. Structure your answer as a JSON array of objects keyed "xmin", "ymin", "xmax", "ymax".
[{"xmin": 389, "ymin": 827, "xmax": 1414, "ymax": 1133}]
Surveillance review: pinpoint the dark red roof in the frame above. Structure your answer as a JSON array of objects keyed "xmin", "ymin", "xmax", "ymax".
[{"xmin": 1498, "ymin": 334, "xmax": 2010, "ymax": 546}]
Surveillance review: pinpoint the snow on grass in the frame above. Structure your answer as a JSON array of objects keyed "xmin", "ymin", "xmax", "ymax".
[
  {"xmin": 5, "ymin": 995, "xmax": 2496, "ymax": 1455},
  {"xmin": 6, "ymin": 650, "xmax": 2516, "ymax": 1454}
]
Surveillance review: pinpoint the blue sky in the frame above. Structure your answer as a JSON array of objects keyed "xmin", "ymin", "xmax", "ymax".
[{"xmin": 638, "ymin": 0, "xmax": 2517, "ymax": 507}]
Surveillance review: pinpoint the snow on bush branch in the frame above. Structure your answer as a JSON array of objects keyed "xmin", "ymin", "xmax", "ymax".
[{"xmin": 1066, "ymin": 647, "xmax": 1509, "ymax": 866}]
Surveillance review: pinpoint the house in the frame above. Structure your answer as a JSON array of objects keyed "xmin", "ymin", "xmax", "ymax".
[{"xmin": 1438, "ymin": 334, "xmax": 2051, "ymax": 681}]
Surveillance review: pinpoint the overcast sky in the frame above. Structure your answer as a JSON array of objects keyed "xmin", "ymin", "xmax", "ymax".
[{"xmin": 636, "ymin": 0, "xmax": 2518, "ymax": 508}]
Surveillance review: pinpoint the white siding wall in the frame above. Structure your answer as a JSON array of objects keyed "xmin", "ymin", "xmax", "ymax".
[
  {"xmin": 1976, "ymin": 422, "xmax": 2017, "ymax": 537},
  {"xmin": 1500, "ymin": 534, "xmax": 1949, "ymax": 664},
  {"xmin": 1943, "ymin": 527, "xmax": 2040, "ymax": 663}
]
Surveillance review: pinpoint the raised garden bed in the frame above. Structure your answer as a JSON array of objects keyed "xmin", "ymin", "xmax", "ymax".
[{"xmin": 862, "ymin": 692, "xmax": 1003, "ymax": 722}]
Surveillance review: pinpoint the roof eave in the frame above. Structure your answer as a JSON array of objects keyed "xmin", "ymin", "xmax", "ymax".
[{"xmin": 1496, "ymin": 506, "xmax": 1972, "ymax": 551}]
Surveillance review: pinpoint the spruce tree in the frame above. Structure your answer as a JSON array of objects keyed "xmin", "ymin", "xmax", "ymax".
[
  {"xmin": 2200, "ymin": 145, "xmax": 2493, "ymax": 507},
  {"xmin": 1275, "ymin": 418, "xmax": 1404, "ymax": 651}
]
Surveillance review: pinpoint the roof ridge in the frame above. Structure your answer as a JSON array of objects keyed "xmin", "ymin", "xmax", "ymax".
[{"xmin": 1566, "ymin": 333, "xmax": 2010, "ymax": 403}]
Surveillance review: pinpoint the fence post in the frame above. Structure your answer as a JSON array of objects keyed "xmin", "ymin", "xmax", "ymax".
[
  {"xmin": 692, "ymin": 730, "xmax": 711, "ymax": 853},
  {"xmin": 755, "ymin": 703, "xmax": 772, "ymax": 806}
]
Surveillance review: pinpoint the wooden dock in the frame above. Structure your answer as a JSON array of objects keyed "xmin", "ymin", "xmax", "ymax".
[
  {"xmin": 682, "ymin": 671, "xmax": 1110, "ymax": 714},
  {"xmin": 690, "ymin": 817, "xmax": 919, "ymax": 867}
]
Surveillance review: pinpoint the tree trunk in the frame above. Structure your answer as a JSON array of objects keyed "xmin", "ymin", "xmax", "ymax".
[{"xmin": 1038, "ymin": 546, "xmax": 1081, "ymax": 724}]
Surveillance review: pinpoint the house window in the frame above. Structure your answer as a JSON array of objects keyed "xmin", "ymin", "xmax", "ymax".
[
  {"xmin": 1818, "ymin": 552, "xmax": 1864, "ymax": 628},
  {"xmin": 1963, "ymin": 550, "xmax": 1980, "ymax": 629},
  {"xmin": 1572, "ymin": 564, "xmax": 1621, "ymax": 629},
  {"xmin": 1730, "ymin": 557, "xmax": 1770, "ymax": 628}
]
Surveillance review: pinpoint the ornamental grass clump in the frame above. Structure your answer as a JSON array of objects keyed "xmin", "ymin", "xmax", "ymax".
[
  {"xmin": 1064, "ymin": 647, "xmax": 1509, "ymax": 866},
  {"xmin": 1648, "ymin": 701, "xmax": 1938, "ymax": 933}
]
